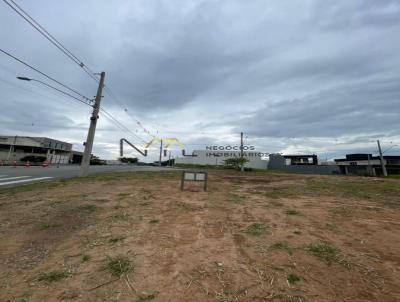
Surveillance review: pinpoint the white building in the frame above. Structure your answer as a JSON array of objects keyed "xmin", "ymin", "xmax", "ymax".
[{"xmin": 175, "ymin": 150, "xmax": 268, "ymax": 169}]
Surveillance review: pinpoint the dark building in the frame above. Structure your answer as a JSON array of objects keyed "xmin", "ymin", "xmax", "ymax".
[
  {"xmin": 334, "ymin": 153, "xmax": 400, "ymax": 175},
  {"xmin": 268, "ymin": 153, "xmax": 340, "ymax": 175},
  {"xmin": 282, "ymin": 154, "xmax": 318, "ymax": 165}
]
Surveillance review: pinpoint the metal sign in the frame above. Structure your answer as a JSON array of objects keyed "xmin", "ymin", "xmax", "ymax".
[{"xmin": 180, "ymin": 170, "xmax": 208, "ymax": 191}]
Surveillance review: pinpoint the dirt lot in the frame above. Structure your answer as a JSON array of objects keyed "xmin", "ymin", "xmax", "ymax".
[{"xmin": 0, "ymin": 171, "xmax": 400, "ymax": 302}]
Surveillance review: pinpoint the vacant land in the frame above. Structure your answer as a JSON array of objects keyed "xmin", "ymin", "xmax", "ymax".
[{"xmin": 0, "ymin": 171, "xmax": 399, "ymax": 302}]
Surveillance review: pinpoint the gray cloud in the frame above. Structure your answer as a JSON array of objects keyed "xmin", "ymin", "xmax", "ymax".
[{"xmin": 0, "ymin": 0, "xmax": 399, "ymax": 160}]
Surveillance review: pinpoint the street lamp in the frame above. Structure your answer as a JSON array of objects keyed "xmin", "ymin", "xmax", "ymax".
[
  {"xmin": 17, "ymin": 71, "xmax": 106, "ymax": 177},
  {"xmin": 16, "ymin": 76, "xmax": 31, "ymax": 81},
  {"xmin": 16, "ymin": 76, "xmax": 92, "ymax": 106}
]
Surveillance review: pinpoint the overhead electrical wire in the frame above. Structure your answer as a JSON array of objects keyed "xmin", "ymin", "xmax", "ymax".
[
  {"xmin": 103, "ymin": 85, "xmax": 158, "ymax": 138},
  {"xmin": 0, "ymin": 48, "xmax": 92, "ymax": 102},
  {"xmin": 0, "ymin": 47, "xmax": 148, "ymax": 143},
  {"xmin": 30, "ymin": 79, "xmax": 93, "ymax": 107},
  {"xmin": 100, "ymin": 108, "xmax": 147, "ymax": 144},
  {"xmin": 2, "ymin": 0, "xmax": 99, "ymax": 83},
  {"xmin": 0, "ymin": 76, "xmax": 92, "ymax": 109},
  {"xmin": 3, "ymin": 0, "xmax": 159, "ymax": 146}
]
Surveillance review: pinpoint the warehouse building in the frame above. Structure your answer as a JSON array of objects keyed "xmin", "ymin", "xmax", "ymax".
[
  {"xmin": 268, "ymin": 153, "xmax": 340, "ymax": 175},
  {"xmin": 334, "ymin": 153, "xmax": 400, "ymax": 175},
  {"xmin": 0, "ymin": 135, "xmax": 74, "ymax": 165},
  {"xmin": 174, "ymin": 149, "xmax": 268, "ymax": 169}
]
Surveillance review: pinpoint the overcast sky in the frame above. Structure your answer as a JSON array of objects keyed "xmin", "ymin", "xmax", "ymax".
[{"xmin": 1, "ymin": 0, "xmax": 400, "ymax": 161}]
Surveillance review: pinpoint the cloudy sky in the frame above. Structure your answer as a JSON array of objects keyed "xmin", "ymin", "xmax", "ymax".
[{"xmin": 1, "ymin": 0, "xmax": 400, "ymax": 161}]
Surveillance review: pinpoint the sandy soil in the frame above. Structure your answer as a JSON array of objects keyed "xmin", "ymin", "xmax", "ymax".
[{"xmin": 0, "ymin": 171, "xmax": 399, "ymax": 302}]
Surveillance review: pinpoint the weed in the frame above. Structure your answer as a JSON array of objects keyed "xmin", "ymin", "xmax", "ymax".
[
  {"xmin": 82, "ymin": 254, "xmax": 91, "ymax": 262},
  {"xmin": 149, "ymin": 219, "xmax": 160, "ymax": 224},
  {"xmin": 305, "ymin": 242, "xmax": 338, "ymax": 264},
  {"xmin": 79, "ymin": 204, "xmax": 97, "ymax": 212},
  {"xmin": 39, "ymin": 222, "xmax": 50, "ymax": 230},
  {"xmin": 112, "ymin": 212, "xmax": 129, "ymax": 220},
  {"xmin": 109, "ymin": 236, "xmax": 126, "ymax": 244},
  {"xmin": 325, "ymin": 223, "xmax": 338, "ymax": 232},
  {"xmin": 269, "ymin": 200, "xmax": 284, "ymax": 207},
  {"xmin": 134, "ymin": 291, "xmax": 159, "ymax": 301},
  {"xmin": 287, "ymin": 273, "xmax": 301, "ymax": 284},
  {"xmin": 38, "ymin": 270, "xmax": 69, "ymax": 283},
  {"xmin": 331, "ymin": 206, "xmax": 354, "ymax": 217},
  {"xmin": 270, "ymin": 241, "xmax": 293, "ymax": 254},
  {"xmin": 244, "ymin": 223, "xmax": 267, "ymax": 235},
  {"xmin": 176, "ymin": 202, "xmax": 200, "ymax": 211},
  {"xmin": 141, "ymin": 188, "xmax": 155, "ymax": 200},
  {"xmin": 107, "ymin": 255, "xmax": 132, "ymax": 277},
  {"xmin": 231, "ymin": 194, "xmax": 246, "ymax": 204},
  {"xmin": 285, "ymin": 209, "xmax": 300, "ymax": 215},
  {"xmin": 262, "ymin": 186, "xmax": 295, "ymax": 198},
  {"xmin": 114, "ymin": 203, "xmax": 124, "ymax": 209}
]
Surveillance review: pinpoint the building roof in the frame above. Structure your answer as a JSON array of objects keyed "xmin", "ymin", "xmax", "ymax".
[
  {"xmin": 0, "ymin": 135, "xmax": 72, "ymax": 151},
  {"xmin": 282, "ymin": 154, "xmax": 317, "ymax": 158},
  {"xmin": 334, "ymin": 153, "xmax": 400, "ymax": 162}
]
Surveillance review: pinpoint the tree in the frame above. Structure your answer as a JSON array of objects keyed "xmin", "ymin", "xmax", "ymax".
[
  {"xmin": 90, "ymin": 155, "xmax": 106, "ymax": 165},
  {"xmin": 119, "ymin": 157, "xmax": 138, "ymax": 164},
  {"xmin": 224, "ymin": 157, "xmax": 249, "ymax": 170}
]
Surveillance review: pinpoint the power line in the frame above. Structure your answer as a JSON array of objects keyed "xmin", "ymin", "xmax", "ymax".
[
  {"xmin": 0, "ymin": 76, "xmax": 89, "ymax": 112},
  {"xmin": 2, "ymin": 0, "xmax": 99, "ymax": 83},
  {"xmin": 29, "ymin": 78, "xmax": 93, "ymax": 107},
  {"xmin": 0, "ymin": 48, "xmax": 92, "ymax": 102},
  {"xmin": 3, "ymin": 0, "xmax": 161, "ymax": 146},
  {"xmin": 103, "ymin": 86, "xmax": 158, "ymax": 138},
  {"xmin": 100, "ymin": 108, "xmax": 147, "ymax": 144},
  {"xmin": 0, "ymin": 48, "xmax": 146, "ymax": 144}
]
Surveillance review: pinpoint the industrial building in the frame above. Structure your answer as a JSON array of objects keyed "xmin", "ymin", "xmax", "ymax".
[
  {"xmin": 174, "ymin": 150, "xmax": 268, "ymax": 169},
  {"xmin": 334, "ymin": 153, "xmax": 400, "ymax": 175},
  {"xmin": 268, "ymin": 153, "xmax": 340, "ymax": 175},
  {"xmin": 0, "ymin": 136, "xmax": 78, "ymax": 165}
]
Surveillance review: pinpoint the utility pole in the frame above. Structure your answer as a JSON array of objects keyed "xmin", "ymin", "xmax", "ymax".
[
  {"xmin": 240, "ymin": 132, "xmax": 244, "ymax": 172},
  {"xmin": 79, "ymin": 72, "xmax": 105, "ymax": 177},
  {"xmin": 367, "ymin": 154, "xmax": 372, "ymax": 176},
  {"xmin": 7, "ymin": 135, "xmax": 17, "ymax": 164},
  {"xmin": 377, "ymin": 140, "xmax": 388, "ymax": 177},
  {"xmin": 159, "ymin": 139, "xmax": 163, "ymax": 166}
]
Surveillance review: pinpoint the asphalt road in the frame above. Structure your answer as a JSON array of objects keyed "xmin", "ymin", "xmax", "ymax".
[{"xmin": 0, "ymin": 165, "xmax": 176, "ymax": 188}]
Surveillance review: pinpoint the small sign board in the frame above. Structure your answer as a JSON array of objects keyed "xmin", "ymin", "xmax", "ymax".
[{"xmin": 181, "ymin": 170, "xmax": 208, "ymax": 191}]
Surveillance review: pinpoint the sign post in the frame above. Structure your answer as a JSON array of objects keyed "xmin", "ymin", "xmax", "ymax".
[{"xmin": 181, "ymin": 171, "xmax": 208, "ymax": 191}]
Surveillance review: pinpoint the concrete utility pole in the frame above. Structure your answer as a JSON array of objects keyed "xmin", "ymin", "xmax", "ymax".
[
  {"xmin": 377, "ymin": 140, "xmax": 388, "ymax": 177},
  {"xmin": 158, "ymin": 139, "xmax": 163, "ymax": 166},
  {"xmin": 240, "ymin": 132, "xmax": 244, "ymax": 172},
  {"xmin": 7, "ymin": 135, "xmax": 17, "ymax": 163},
  {"xmin": 79, "ymin": 72, "xmax": 105, "ymax": 177}
]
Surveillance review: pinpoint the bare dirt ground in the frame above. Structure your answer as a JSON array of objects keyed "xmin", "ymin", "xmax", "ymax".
[{"xmin": 0, "ymin": 171, "xmax": 399, "ymax": 302}]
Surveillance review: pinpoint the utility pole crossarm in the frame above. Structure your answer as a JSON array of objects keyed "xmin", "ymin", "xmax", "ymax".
[{"xmin": 79, "ymin": 72, "xmax": 105, "ymax": 177}]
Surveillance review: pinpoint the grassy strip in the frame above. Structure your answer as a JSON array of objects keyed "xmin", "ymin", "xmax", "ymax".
[{"xmin": 0, "ymin": 171, "xmax": 180, "ymax": 194}]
